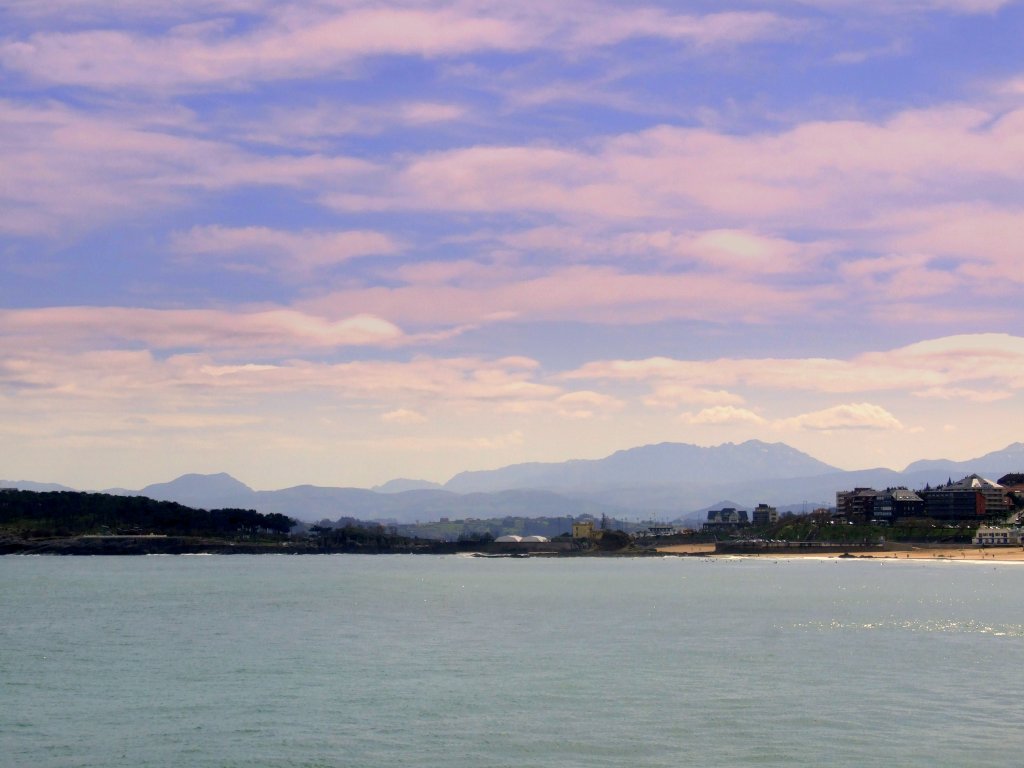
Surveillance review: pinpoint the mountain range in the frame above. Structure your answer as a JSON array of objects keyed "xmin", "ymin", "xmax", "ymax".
[{"xmin": 4, "ymin": 440, "xmax": 1023, "ymax": 526}]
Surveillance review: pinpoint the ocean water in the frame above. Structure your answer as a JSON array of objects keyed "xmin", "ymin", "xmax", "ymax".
[{"xmin": 2, "ymin": 554, "xmax": 1024, "ymax": 767}]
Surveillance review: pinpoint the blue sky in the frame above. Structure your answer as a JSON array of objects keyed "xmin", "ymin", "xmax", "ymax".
[{"xmin": 2, "ymin": 0, "xmax": 1024, "ymax": 489}]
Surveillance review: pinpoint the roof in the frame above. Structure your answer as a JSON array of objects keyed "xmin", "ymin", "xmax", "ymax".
[
  {"xmin": 890, "ymin": 489, "xmax": 923, "ymax": 502},
  {"xmin": 947, "ymin": 474, "xmax": 1003, "ymax": 491}
]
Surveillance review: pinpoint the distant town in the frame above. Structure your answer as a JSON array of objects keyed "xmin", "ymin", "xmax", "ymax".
[{"xmin": 2, "ymin": 469, "xmax": 1023, "ymax": 556}]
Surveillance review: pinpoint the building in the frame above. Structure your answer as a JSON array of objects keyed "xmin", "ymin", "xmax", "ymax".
[
  {"xmin": 646, "ymin": 525, "xmax": 677, "ymax": 537},
  {"xmin": 836, "ymin": 488, "xmax": 879, "ymax": 519},
  {"xmin": 703, "ymin": 508, "xmax": 748, "ymax": 532},
  {"xmin": 751, "ymin": 503, "xmax": 778, "ymax": 526},
  {"xmin": 572, "ymin": 521, "xmax": 595, "ymax": 539},
  {"xmin": 706, "ymin": 508, "xmax": 748, "ymax": 524},
  {"xmin": 972, "ymin": 527, "xmax": 1022, "ymax": 546},
  {"xmin": 872, "ymin": 488, "xmax": 924, "ymax": 521},
  {"xmin": 920, "ymin": 475, "xmax": 1007, "ymax": 520}
]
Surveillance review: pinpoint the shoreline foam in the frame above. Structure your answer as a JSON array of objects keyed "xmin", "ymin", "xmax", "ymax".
[{"xmin": 656, "ymin": 542, "xmax": 1024, "ymax": 562}]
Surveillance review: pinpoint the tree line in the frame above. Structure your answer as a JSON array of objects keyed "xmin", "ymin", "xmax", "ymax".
[{"xmin": 0, "ymin": 489, "xmax": 294, "ymax": 538}]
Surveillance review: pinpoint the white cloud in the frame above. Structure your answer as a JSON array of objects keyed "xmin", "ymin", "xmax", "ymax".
[
  {"xmin": 911, "ymin": 387, "xmax": 1013, "ymax": 403},
  {"xmin": 472, "ymin": 429, "xmax": 525, "ymax": 450},
  {"xmin": 778, "ymin": 402, "xmax": 904, "ymax": 431},
  {"xmin": 565, "ymin": 334, "xmax": 1024, "ymax": 401},
  {"xmin": 381, "ymin": 408, "xmax": 428, "ymax": 424},
  {"xmin": 680, "ymin": 406, "xmax": 766, "ymax": 426},
  {"xmin": 643, "ymin": 384, "xmax": 746, "ymax": 408},
  {"xmin": 0, "ymin": 306, "xmax": 406, "ymax": 354},
  {"xmin": 554, "ymin": 390, "xmax": 624, "ymax": 419}
]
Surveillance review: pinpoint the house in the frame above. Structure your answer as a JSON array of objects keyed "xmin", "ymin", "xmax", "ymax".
[
  {"xmin": 972, "ymin": 527, "xmax": 1021, "ymax": 546},
  {"xmin": 706, "ymin": 508, "xmax": 748, "ymax": 524},
  {"xmin": 703, "ymin": 508, "xmax": 749, "ymax": 532}
]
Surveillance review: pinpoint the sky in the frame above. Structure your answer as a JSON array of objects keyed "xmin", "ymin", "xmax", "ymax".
[{"xmin": 2, "ymin": 0, "xmax": 1024, "ymax": 490}]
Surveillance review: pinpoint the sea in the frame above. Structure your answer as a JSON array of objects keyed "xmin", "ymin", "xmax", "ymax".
[{"xmin": 3, "ymin": 554, "xmax": 1024, "ymax": 767}]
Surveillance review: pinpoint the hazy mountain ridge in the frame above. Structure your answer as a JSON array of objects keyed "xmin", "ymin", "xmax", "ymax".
[
  {"xmin": 4, "ymin": 441, "xmax": 1022, "ymax": 524},
  {"xmin": 444, "ymin": 439, "xmax": 838, "ymax": 493},
  {"xmin": 139, "ymin": 472, "xmax": 257, "ymax": 509},
  {"xmin": 0, "ymin": 480, "xmax": 77, "ymax": 493},
  {"xmin": 371, "ymin": 478, "xmax": 444, "ymax": 493},
  {"xmin": 903, "ymin": 442, "xmax": 1024, "ymax": 478}
]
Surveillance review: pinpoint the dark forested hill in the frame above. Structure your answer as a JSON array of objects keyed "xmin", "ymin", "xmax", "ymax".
[{"xmin": 0, "ymin": 489, "xmax": 294, "ymax": 537}]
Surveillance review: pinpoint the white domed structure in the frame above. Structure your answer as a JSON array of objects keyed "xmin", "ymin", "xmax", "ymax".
[
  {"xmin": 494, "ymin": 535, "xmax": 523, "ymax": 543},
  {"xmin": 520, "ymin": 535, "xmax": 549, "ymax": 543}
]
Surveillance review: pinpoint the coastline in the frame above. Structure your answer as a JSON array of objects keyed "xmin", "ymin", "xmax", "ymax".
[
  {"xmin": 656, "ymin": 542, "xmax": 1024, "ymax": 562},
  {"xmin": 6, "ymin": 533, "xmax": 1024, "ymax": 561}
]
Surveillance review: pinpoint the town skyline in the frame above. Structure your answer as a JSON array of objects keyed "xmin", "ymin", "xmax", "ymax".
[{"xmin": 3, "ymin": 1, "xmax": 1024, "ymax": 490}]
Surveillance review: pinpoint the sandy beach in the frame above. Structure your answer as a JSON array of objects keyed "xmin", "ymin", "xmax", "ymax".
[{"xmin": 656, "ymin": 543, "xmax": 1024, "ymax": 562}]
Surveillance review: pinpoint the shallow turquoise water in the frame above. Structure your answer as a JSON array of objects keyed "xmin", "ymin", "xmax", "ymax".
[{"xmin": 2, "ymin": 555, "xmax": 1023, "ymax": 767}]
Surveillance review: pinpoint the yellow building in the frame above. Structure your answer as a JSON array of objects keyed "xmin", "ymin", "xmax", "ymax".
[{"xmin": 572, "ymin": 521, "xmax": 595, "ymax": 539}]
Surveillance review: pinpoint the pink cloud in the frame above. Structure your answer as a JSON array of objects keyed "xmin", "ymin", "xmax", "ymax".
[
  {"xmin": 0, "ymin": 9, "xmax": 526, "ymax": 90},
  {"xmin": 686, "ymin": 229, "xmax": 824, "ymax": 274},
  {"xmin": 554, "ymin": 390, "xmax": 624, "ymax": 419},
  {"xmin": 1, "ymin": 4, "xmax": 803, "ymax": 91},
  {"xmin": 0, "ymin": 306, "xmax": 405, "ymax": 354},
  {"xmin": 229, "ymin": 100, "xmax": 470, "ymax": 150},
  {"xmin": 561, "ymin": 9, "xmax": 805, "ymax": 48},
  {"xmin": 789, "ymin": 0, "xmax": 1012, "ymax": 12},
  {"xmin": 876, "ymin": 204, "xmax": 1024, "ymax": 284},
  {"xmin": 304, "ymin": 264, "xmax": 825, "ymax": 327},
  {"xmin": 193, "ymin": 356, "xmax": 563, "ymax": 406},
  {"xmin": 0, "ymin": 347, "xmax": 578, "ymax": 423},
  {"xmin": 838, "ymin": 253, "xmax": 959, "ymax": 300},
  {"xmin": 0, "ymin": 99, "xmax": 375, "ymax": 236},
  {"xmin": 565, "ymin": 333, "xmax": 1024, "ymax": 399},
  {"xmin": 172, "ymin": 225, "xmax": 401, "ymax": 272},
  {"xmin": 496, "ymin": 225, "xmax": 829, "ymax": 275},
  {"xmin": 911, "ymin": 387, "xmax": 1013, "ymax": 403},
  {"xmin": 1, "ymin": 0, "xmax": 270, "ymax": 23},
  {"xmin": 7, "ymin": 92, "xmax": 1024, "ymax": 315},
  {"xmin": 325, "ymin": 105, "xmax": 1024, "ymax": 236}
]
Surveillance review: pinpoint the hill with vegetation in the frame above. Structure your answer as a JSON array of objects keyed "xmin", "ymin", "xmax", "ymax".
[
  {"xmin": 0, "ymin": 489, "xmax": 496, "ymax": 555},
  {"xmin": 0, "ymin": 488, "xmax": 294, "ymax": 538}
]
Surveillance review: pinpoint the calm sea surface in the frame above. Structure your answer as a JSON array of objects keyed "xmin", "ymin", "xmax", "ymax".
[{"xmin": 3, "ymin": 554, "xmax": 1024, "ymax": 767}]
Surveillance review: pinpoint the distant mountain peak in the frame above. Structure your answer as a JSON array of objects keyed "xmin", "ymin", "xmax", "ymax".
[
  {"xmin": 159, "ymin": 472, "xmax": 252, "ymax": 491},
  {"xmin": 140, "ymin": 472, "xmax": 255, "ymax": 506},
  {"xmin": 444, "ymin": 439, "xmax": 838, "ymax": 494},
  {"xmin": 903, "ymin": 442, "xmax": 1024, "ymax": 475},
  {"xmin": 8, "ymin": 439, "xmax": 1022, "ymax": 525},
  {"xmin": 372, "ymin": 478, "xmax": 443, "ymax": 494}
]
